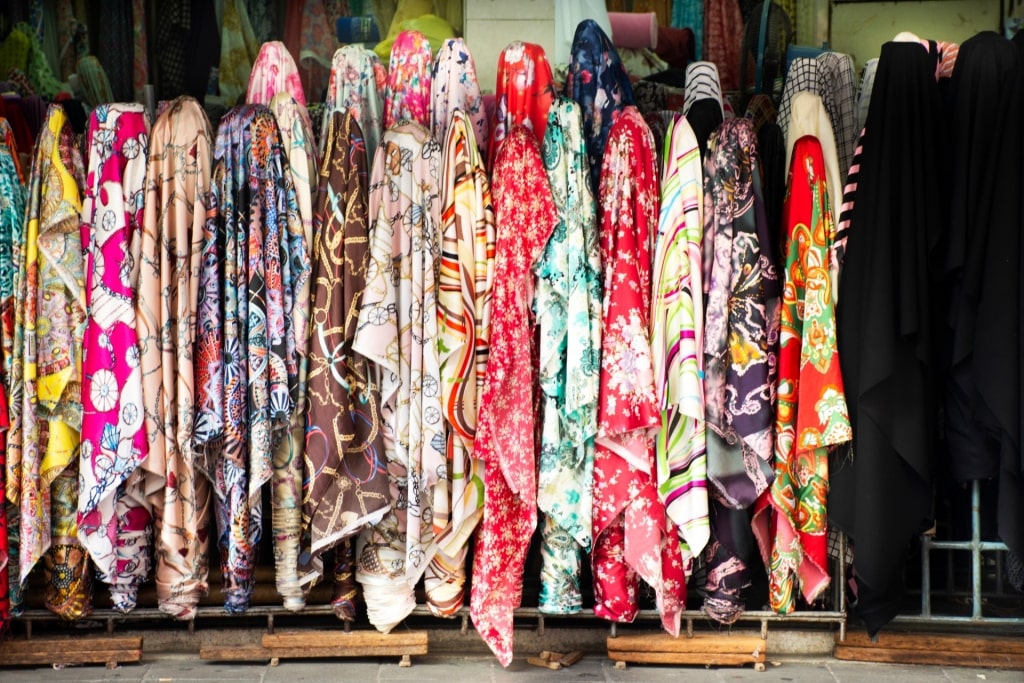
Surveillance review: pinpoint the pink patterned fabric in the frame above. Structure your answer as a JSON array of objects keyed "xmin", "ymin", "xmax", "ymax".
[
  {"xmin": 383, "ymin": 30, "xmax": 433, "ymax": 130},
  {"xmin": 246, "ymin": 40, "xmax": 307, "ymax": 108}
]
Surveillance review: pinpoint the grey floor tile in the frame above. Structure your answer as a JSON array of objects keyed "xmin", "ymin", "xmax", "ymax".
[
  {"xmin": 1, "ymin": 664, "xmax": 150, "ymax": 683},
  {"xmin": 604, "ymin": 661, "xmax": 727, "ymax": 682},
  {"xmin": 941, "ymin": 668, "xmax": 1024, "ymax": 683},
  {"xmin": 827, "ymin": 661, "xmax": 948, "ymax": 682},
  {"xmin": 142, "ymin": 658, "xmax": 266, "ymax": 681},
  {"xmin": 491, "ymin": 657, "xmax": 604, "ymax": 682},
  {"xmin": 262, "ymin": 659, "xmax": 381, "ymax": 682}
]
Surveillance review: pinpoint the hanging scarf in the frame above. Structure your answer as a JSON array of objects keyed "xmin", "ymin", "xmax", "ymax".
[
  {"xmin": 534, "ymin": 98, "xmax": 601, "ymax": 615},
  {"xmin": 470, "ymin": 125, "xmax": 556, "ymax": 666},
  {"xmin": 78, "ymin": 103, "xmax": 153, "ymax": 612},
  {"xmin": 269, "ymin": 92, "xmax": 315, "ymax": 610},
  {"xmin": 651, "ymin": 115, "xmax": 709, "ymax": 578},
  {"xmin": 592, "ymin": 106, "xmax": 684, "ymax": 634},
  {"xmin": 302, "ymin": 111, "xmax": 391, "ymax": 618},
  {"xmin": 9, "ymin": 104, "xmax": 90, "ymax": 620},
  {"xmin": 322, "ymin": 45, "xmax": 384, "ymax": 162},
  {"xmin": 219, "ymin": 0, "xmax": 260, "ymax": 105},
  {"xmin": 683, "ymin": 61, "xmax": 724, "ymax": 117},
  {"xmin": 383, "ymin": 30, "xmax": 433, "ymax": 130},
  {"xmin": 704, "ymin": 0, "xmax": 743, "ymax": 91},
  {"xmin": 752, "ymin": 135, "xmax": 851, "ymax": 613},
  {"xmin": 488, "ymin": 41, "xmax": 555, "ymax": 162},
  {"xmin": 816, "ymin": 52, "xmax": 857, "ymax": 186},
  {"xmin": 247, "ymin": 41, "xmax": 308, "ymax": 109},
  {"xmin": 701, "ymin": 117, "xmax": 780, "ymax": 625},
  {"xmin": 564, "ymin": 20, "xmax": 634, "ymax": 196},
  {"xmin": 137, "ymin": 96, "xmax": 214, "ymax": 620},
  {"xmin": 428, "ymin": 109, "xmax": 494, "ymax": 617},
  {"xmin": 431, "ymin": 38, "xmax": 489, "ymax": 161},
  {"xmin": 352, "ymin": 121, "xmax": 443, "ymax": 633}
]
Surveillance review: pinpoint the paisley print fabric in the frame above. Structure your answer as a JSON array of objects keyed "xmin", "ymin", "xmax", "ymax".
[
  {"xmin": 651, "ymin": 115, "xmax": 709, "ymax": 577},
  {"xmin": 535, "ymin": 98, "xmax": 601, "ymax": 615},
  {"xmin": 470, "ymin": 125, "xmax": 556, "ymax": 667},
  {"xmin": 302, "ymin": 111, "xmax": 390, "ymax": 614},
  {"xmin": 247, "ymin": 41, "xmax": 308, "ymax": 109},
  {"xmin": 137, "ymin": 97, "xmax": 214, "ymax": 620},
  {"xmin": 323, "ymin": 45, "xmax": 384, "ymax": 162},
  {"xmin": 564, "ymin": 19, "xmax": 635, "ymax": 195},
  {"xmin": 488, "ymin": 42, "xmax": 556, "ymax": 161},
  {"xmin": 78, "ymin": 104, "xmax": 153, "ymax": 613},
  {"xmin": 592, "ymin": 106, "xmax": 684, "ymax": 635},
  {"xmin": 431, "ymin": 38, "xmax": 489, "ymax": 161},
  {"xmin": 44, "ymin": 469, "xmax": 93, "ymax": 619},
  {"xmin": 219, "ymin": 0, "xmax": 260, "ymax": 105},
  {"xmin": 353, "ymin": 121, "xmax": 443, "ymax": 633},
  {"xmin": 429, "ymin": 109, "xmax": 494, "ymax": 617},
  {"xmin": 383, "ymin": 31, "xmax": 433, "ymax": 130}
]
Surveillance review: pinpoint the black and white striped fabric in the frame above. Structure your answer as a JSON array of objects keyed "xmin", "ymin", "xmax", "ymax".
[
  {"xmin": 776, "ymin": 56, "xmax": 819, "ymax": 141},
  {"xmin": 817, "ymin": 51, "xmax": 858, "ymax": 185},
  {"xmin": 683, "ymin": 61, "xmax": 723, "ymax": 117}
]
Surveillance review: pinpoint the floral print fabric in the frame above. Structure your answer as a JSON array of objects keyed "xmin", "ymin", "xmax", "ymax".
[
  {"xmin": 78, "ymin": 103, "xmax": 153, "ymax": 613},
  {"xmin": 383, "ymin": 31, "xmax": 433, "ymax": 130},
  {"xmin": 431, "ymin": 38, "xmax": 489, "ymax": 161},
  {"xmin": 247, "ymin": 41, "xmax": 308, "ymax": 109},
  {"xmin": 323, "ymin": 45, "xmax": 384, "ymax": 162},
  {"xmin": 488, "ymin": 42, "xmax": 555, "ymax": 161}
]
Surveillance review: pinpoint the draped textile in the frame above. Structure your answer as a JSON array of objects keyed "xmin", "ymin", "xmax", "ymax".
[
  {"xmin": 704, "ymin": 0, "xmax": 743, "ymax": 91},
  {"xmin": 832, "ymin": 42, "xmax": 945, "ymax": 636},
  {"xmin": 535, "ymin": 98, "xmax": 601, "ymax": 614},
  {"xmin": 247, "ymin": 41, "xmax": 308, "ymax": 111},
  {"xmin": 302, "ymin": 111, "xmax": 391, "ymax": 616},
  {"xmin": 701, "ymin": 117, "xmax": 780, "ymax": 624},
  {"xmin": 856, "ymin": 59, "xmax": 878, "ymax": 132},
  {"xmin": 745, "ymin": 93, "xmax": 777, "ymax": 133},
  {"xmin": 564, "ymin": 20, "xmax": 635, "ymax": 195},
  {"xmin": 353, "ymin": 121, "xmax": 443, "ymax": 633},
  {"xmin": 131, "ymin": 0, "xmax": 149, "ymax": 101},
  {"xmin": 816, "ymin": 52, "xmax": 857, "ymax": 186},
  {"xmin": 0, "ymin": 374, "xmax": 7, "ymax": 634},
  {"xmin": 9, "ymin": 104, "xmax": 90, "ymax": 619},
  {"xmin": 219, "ymin": 0, "xmax": 260, "ymax": 105},
  {"xmin": 428, "ymin": 109, "xmax": 494, "ymax": 617},
  {"xmin": 651, "ymin": 115, "xmax": 709, "ymax": 577},
  {"xmin": 137, "ymin": 96, "xmax": 214, "ymax": 619},
  {"xmin": 752, "ymin": 135, "xmax": 850, "ymax": 613},
  {"xmin": 592, "ymin": 106, "xmax": 685, "ymax": 634},
  {"xmin": 269, "ymin": 92, "xmax": 316, "ymax": 610},
  {"xmin": 78, "ymin": 104, "xmax": 153, "ymax": 612},
  {"xmin": 672, "ymin": 0, "xmax": 704, "ymax": 60},
  {"xmin": 488, "ymin": 42, "xmax": 555, "ymax": 162},
  {"xmin": 322, "ymin": 45, "xmax": 384, "ymax": 162},
  {"xmin": 431, "ymin": 38, "xmax": 489, "ymax": 161},
  {"xmin": 778, "ymin": 57, "xmax": 820, "ymax": 142},
  {"xmin": 784, "ymin": 92, "xmax": 842, "ymax": 217},
  {"xmin": 470, "ymin": 126, "xmax": 556, "ymax": 666},
  {"xmin": 383, "ymin": 31, "xmax": 433, "ymax": 130},
  {"xmin": 683, "ymin": 61, "xmax": 724, "ymax": 117},
  {"xmin": 194, "ymin": 105, "xmax": 303, "ymax": 612},
  {"xmin": 284, "ymin": 0, "xmax": 341, "ymax": 103},
  {"xmin": 97, "ymin": 0, "xmax": 133, "ymax": 102}
]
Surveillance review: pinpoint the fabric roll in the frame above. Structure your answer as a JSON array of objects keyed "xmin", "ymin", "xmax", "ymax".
[
  {"xmin": 301, "ymin": 111, "xmax": 391, "ymax": 613},
  {"xmin": 431, "ymin": 38, "xmax": 489, "ymax": 161},
  {"xmin": 592, "ymin": 106, "xmax": 685, "ymax": 635},
  {"xmin": 488, "ymin": 41, "xmax": 555, "ymax": 163},
  {"xmin": 682, "ymin": 61, "xmax": 723, "ymax": 117},
  {"xmin": 247, "ymin": 41, "xmax": 308, "ymax": 110},
  {"xmin": 608, "ymin": 12, "xmax": 658, "ymax": 50},
  {"xmin": 322, "ymin": 45, "xmax": 384, "ymax": 163},
  {"xmin": 470, "ymin": 126, "xmax": 556, "ymax": 666},
  {"xmin": 219, "ymin": 0, "xmax": 260, "ymax": 104},
  {"xmin": 353, "ymin": 121, "xmax": 444, "ymax": 633},
  {"xmin": 383, "ymin": 30, "xmax": 433, "ymax": 130},
  {"xmin": 651, "ymin": 115, "xmax": 709, "ymax": 578},
  {"xmin": 832, "ymin": 41, "xmax": 946, "ymax": 636},
  {"xmin": 535, "ymin": 98, "xmax": 601, "ymax": 615},
  {"xmin": 816, "ymin": 52, "xmax": 857, "ymax": 185},
  {"xmin": 428, "ymin": 109, "xmax": 495, "ymax": 617},
  {"xmin": 564, "ymin": 20, "xmax": 635, "ymax": 195},
  {"xmin": 784, "ymin": 92, "xmax": 842, "ymax": 215},
  {"xmin": 78, "ymin": 104, "xmax": 153, "ymax": 612},
  {"xmin": 778, "ymin": 57, "xmax": 820, "ymax": 142},
  {"xmin": 97, "ymin": 0, "xmax": 133, "ymax": 102}
]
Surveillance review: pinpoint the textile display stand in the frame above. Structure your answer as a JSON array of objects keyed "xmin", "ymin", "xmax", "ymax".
[
  {"xmin": 0, "ymin": 635, "xmax": 144, "ymax": 668},
  {"xmin": 199, "ymin": 629, "xmax": 429, "ymax": 667},
  {"xmin": 607, "ymin": 631, "xmax": 767, "ymax": 672},
  {"xmin": 833, "ymin": 631, "xmax": 1024, "ymax": 670}
]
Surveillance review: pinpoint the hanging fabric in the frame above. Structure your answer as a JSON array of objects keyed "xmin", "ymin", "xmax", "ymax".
[
  {"xmin": 651, "ymin": 114, "xmax": 709, "ymax": 579},
  {"xmin": 816, "ymin": 52, "xmax": 857, "ymax": 186},
  {"xmin": 302, "ymin": 110, "xmax": 391, "ymax": 619},
  {"xmin": 672, "ymin": 0, "xmax": 704, "ymax": 60},
  {"xmin": 488, "ymin": 41, "xmax": 556, "ymax": 162},
  {"xmin": 428, "ymin": 108, "xmax": 494, "ymax": 617},
  {"xmin": 534, "ymin": 97, "xmax": 601, "ymax": 615},
  {"xmin": 322, "ymin": 45, "xmax": 385, "ymax": 162},
  {"xmin": 383, "ymin": 30, "xmax": 433, "ymax": 130},
  {"xmin": 131, "ymin": 0, "xmax": 149, "ymax": 101},
  {"xmin": 704, "ymin": 0, "xmax": 743, "ymax": 92},
  {"xmin": 683, "ymin": 61, "xmax": 725, "ymax": 160},
  {"xmin": 783, "ymin": 92, "xmax": 842, "ymax": 215},
  {"xmin": 219, "ymin": 0, "xmax": 261, "ymax": 105},
  {"xmin": 136, "ymin": 96, "xmax": 215, "ymax": 620},
  {"xmin": 247, "ymin": 41, "xmax": 309, "ymax": 110},
  {"xmin": 353, "ymin": 121, "xmax": 443, "ymax": 633},
  {"xmin": 78, "ymin": 103, "xmax": 153, "ymax": 613},
  {"xmin": 470, "ymin": 125, "xmax": 556, "ymax": 666},
  {"xmin": 430, "ymin": 38, "xmax": 489, "ymax": 161},
  {"xmin": 777, "ymin": 57, "xmax": 820, "ymax": 142},
  {"xmin": 701, "ymin": 117, "xmax": 780, "ymax": 625}
]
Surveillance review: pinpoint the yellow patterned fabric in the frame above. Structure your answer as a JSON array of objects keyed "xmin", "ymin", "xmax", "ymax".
[{"xmin": 219, "ymin": 0, "xmax": 261, "ymax": 104}]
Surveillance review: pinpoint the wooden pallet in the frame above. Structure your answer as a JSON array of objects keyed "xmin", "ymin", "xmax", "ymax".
[
  {"xmin": 200, "ymin": 629, "xmax": 428, "ymax": 667},
  {"xmin": 0, "ymin": 635, "xmax": 143, "ymax": 669},
  {"xmin": 607, "ymin": 632, "xmax": 767, "ymax": 671},
  {"xmin": 835, "ymin": 631, "xmax": 1024, "ymax": 669}
]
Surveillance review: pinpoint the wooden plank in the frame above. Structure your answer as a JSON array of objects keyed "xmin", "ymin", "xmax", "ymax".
[
  {"xmin": 608, "ymin": 632, "xmax": 766, "ymax": 656},
  {"xmin": 834, "ymin": 645, "xmax": 1024, "ymax": 670},
  {"xmin": 838, "ymin": 631, "xmax": 1024, "ymax": 655},
  {"xmin": 608, "ymin": 651, "xmax": 765, "ymax": 666},
  {"xmin": 0, "ymin": 636, "xmax": 143, "ymax": 652},
  {"xmin": 201, "ymin": 643, "xmax": 428, "ymax": 662},
  {"xmin": 262, "ymin": 629, "xmax": 427, "ymax": 651},
  {"xmin": 0, "ymin": 649, "xmax": 142, "ymax": 666}
]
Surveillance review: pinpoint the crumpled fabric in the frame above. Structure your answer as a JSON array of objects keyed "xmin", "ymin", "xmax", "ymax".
[
  {"xmin": 322, "ymin": 45, "xmax": 384, "ymax": 162},
  {"xmin": 383, "ymin": 30, "xmax": 433, "ymax": 130},
  {"xmin": 488, "ymin": 41, "xmax": 555, "ymax": 162},
  {"xmin": 247, "ymin": 41, "xmax": 308, "ymax": 109}
]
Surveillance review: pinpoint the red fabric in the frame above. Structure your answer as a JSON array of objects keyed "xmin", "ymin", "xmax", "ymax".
[
  {"xmin": 487, "ymin": 42, "xmax": 555, "ymax": 166},
  {"xmin": 704, "ymin": 0, "xmax": 743, "ymax": 91},
  {"xmin": 656, "ymin": 26, "xmax": 696, "ymax": 70}
]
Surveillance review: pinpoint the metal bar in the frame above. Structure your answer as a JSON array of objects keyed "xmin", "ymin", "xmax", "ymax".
[
  {"xmin": 972, "ymin": 480, "xmax": 983, "ymax": 619},
  {"xmin": 921, "ymin": 533, "xmax": 932, "ymax": 617},
  {"xmin": 926, "ymin": 541, "xmax": 1008, "ymax": 552},
  {"xmin": 892, "ymin": 614, "xmax": 1024, "ymax": 627}
]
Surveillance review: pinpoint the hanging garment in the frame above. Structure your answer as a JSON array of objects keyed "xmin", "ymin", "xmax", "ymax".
[
  {"xmin": 219, "ymin": 0, "xmax": 261, "ymax": 104},
  {"xmin": 97, "ymin": 0, "xmax": 133, "ymax": 102},
  {"xmin": 745, "ymin": 93, "xmax": 777, "ymax": 133},
  {"xmin": 651, "ymin": 115, "xmax": 709, "ymax": 578},
  {"xmin": 534, "ymin": 98, "xmax": 601, "ymax": 615},
  {"xmin": 752, "ymin": 134, "xmax": 851, "ymax": 613},
  {"xmin": 131, "ymin": 0, "xmax": 148, "ymax": 100},
  {"xmin": 672, "ymin": 0, "xmax": 704, "ymax": 60},
  {"xmin": 592, "ymin": 106, "xmax": 685, "ymax": 634},
  {"xmin": 322, "ymin": 45, "xmax": 384, "ymax": 162},
  {"xmin": 302, "ymin": 110, "xmax": 391, "ymax": 618},
  {"xmin": 383, "ymin": 30, "xmax": 433, "ymax": 130},
  {"xmin": 784, "ymin": 92, "xmax": 842, "ymax": 216},
  {"xmin": 284, "ymin": 0, "xmax": 339, "ymax": 103},
  {"xmin": 268, "ymin": 92, "xmax": 315, "ymax": 610},
  {"xmin": 9, "ymin": 104, "xmax": 90, "ymax": 620},
  {"xmin": 431, "ymin": 38, "xmax": 489, "ymax": 161},
  {"xmin": 816, "ymin": 52, "xmax": 857, "ymax": 186},
  {"xmin": 778, "ymin": 57, "xmax": 820, "ymax": 142},
  {"xmin": 488, "ymin": 41, "xmax": 556, "ymax": 161},
  {"xmin": 470, "ymin": 125, "xmax": 556, "ymax": 666},
  {"xmin": 832, "ymin": 41, "xmax": 945, "ymax": 636},
  {"xmin": 643, "ymin": 110, "xmax": 677, "ymax": 165},
  {"xmin": 704, "ymin": 0, "xmax": 743, "ymax": 91},
  {"xmin": 427, "ymin": 109, "xmax": 494, "ymax": 617},
  {"xmin": 136, "ymin": 96, "xmax": 215, "ymax": 620},
  {"xmin": 353, "ymin": 121, "xmax": 443, "ymax": 633},
  {"xmin": 564, "ymin": 19, "xmax": 635, "ymax": 195},
  {"xmin": 855, "ymin": 59, "xmax": 878, "ymax": 132},
  {"xmin": 78, "ymin": 103, "xmax": 153, "ymax": 613},
  {"xmin": 701, "ymin": 117, "xmax": 780, "ymax": 625},
  {"xmin": 247, "ymin": 41, "xmax": 308, "ymax": 111},
  {"xmin": 76, "ymin": 56, "xmax": 115, "ymax": 109},
  {"xmin": 0, "ymin": 367, "xmax": 7, "ymax": 634}
]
